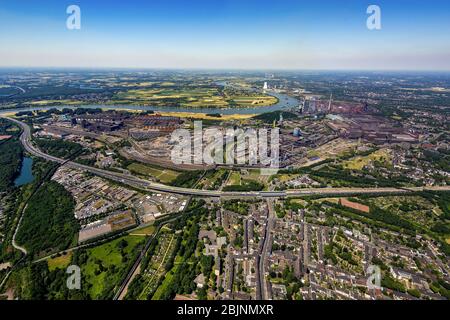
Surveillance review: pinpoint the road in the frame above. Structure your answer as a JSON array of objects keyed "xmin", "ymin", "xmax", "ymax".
[
  {"xmin": 260, "ymin": 199, "xmax": 275, "ymax": 300},
  {"xmin": 11, "ymin": 204, "xmax": 28, "ymax": 256},
  {"xmin": 4, "ymin": 116, "xmax": 450, "ymax": 198}
]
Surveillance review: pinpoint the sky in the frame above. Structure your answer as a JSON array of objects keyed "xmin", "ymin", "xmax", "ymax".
[{"xmin": 1, "ymin": 0, "xmax": 450, "ymax": 70}]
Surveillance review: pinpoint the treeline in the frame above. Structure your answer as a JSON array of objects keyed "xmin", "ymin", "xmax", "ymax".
[
  {"xmin": 15, "ymin": 180, "xmax": 79, "ymax": 257},
  {"xmin": 281, "ymin": 164, "xmax": 410, "ymax": 188},
  {"xmin": 223, "ymin": 180, "xmax": 264, "ymax": 192},
  {"xmin": 253, "ymin": 110, "xmax": 297, "ymax": 123},
  {"xmin": 325, "ymin": 201, "xmax": 416, "ymax": 233}
]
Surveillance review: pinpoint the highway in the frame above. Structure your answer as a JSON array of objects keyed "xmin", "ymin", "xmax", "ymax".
[{"xmin": 4, "ymin": 116, "xmax": 450, "ymax": 198}]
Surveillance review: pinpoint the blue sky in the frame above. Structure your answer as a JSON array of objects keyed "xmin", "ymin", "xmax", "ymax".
[{"xmin": 1, "ymin": 0, "xmax": 450, "ymax": 70}]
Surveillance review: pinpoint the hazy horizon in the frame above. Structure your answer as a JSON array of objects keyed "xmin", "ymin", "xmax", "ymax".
[{"xmin": 1, "ymin": 0, "xmax": 450, "ymax": 71}]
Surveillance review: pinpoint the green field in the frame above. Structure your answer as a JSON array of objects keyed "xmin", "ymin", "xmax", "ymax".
[
  {"xmin": 129, "ymin": 224, "xmax": 156, "ymax": 236},
  {"xmin": 226, "ymin": 169, "xmax": 268, "ymax": 190},
  {"xmin": 343, "ymin": 149, "xmax": 392, "ymax": 170},
  {"xmin": 82, "ymin": 235, "xmax": 145, "ymax": 299},
  {"xmin": 227, "ymin": 171, "xmax": 242, "ymax": 185},
  {"xmin": 230, "ymin": 95, "xmax": 278, "ymax": 106},
  {"xmin": 128, "ymin": 162, "xmax": 179, "ymax": 183},
  {"xmin": 47, "ymin": 252, "xmax": 73, "ymax": 271}
]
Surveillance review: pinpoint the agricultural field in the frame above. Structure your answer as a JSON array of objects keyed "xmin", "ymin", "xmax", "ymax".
[
  {"xmin": 127, "ymin": 162, "xmax": 179, "ymax": 184},
  {"xmin": 113, "ymin": 85, "xmax": 278, "ymax": 108},
  {"xmin": 114, "ymin": 87, "xmax": 228, "ymax": 107},
  {"xmin": 223, "ymin": 86, "xmax": 278, "ymax": 106},
  {"xmin": 229, "ymin": 95, "xmax": 278, "ymax": 106}
]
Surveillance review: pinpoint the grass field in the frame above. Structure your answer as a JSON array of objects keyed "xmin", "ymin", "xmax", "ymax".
[
  {"xmin": 47, "ymin": 252, "xmax": 73, "ymax": 271},
  {"xmin": 129, "ymin": 224, "xmax": 156, "ymax": 236},
  {"xmin": 224, "ymin": 169, "xmax": 269, "ymax": 190},
  {"xmin": 242, "ymin": 169, "xmax": 269, "ymax": 188},
  {"xmin": 290, "ymin": 198, "xmax": 309, "ymax": 206},
  {"xmin": 245, "ymin": 169, "xmax": 266, "ymax": 180},
  {"xmin": 230, "ymin": 95, "xmax": 278, "ymax": 106},
  {"xmin": 273, "ymin": 173, "xmax": 300, "ymax": 183},
  {"xmin": 344, "ymin": 149, "xmax": 392, "ymax": 170},
  {"xmin": 83, "ymin": 235, "xmax": 145, "ymax": 299},
  {"xmin": 228, "ymin": 171, "xmax": 242, "ymax": 185},
  {"xmin": 127, "ymin": 162, "xmax": 179, "ymax": 183}
]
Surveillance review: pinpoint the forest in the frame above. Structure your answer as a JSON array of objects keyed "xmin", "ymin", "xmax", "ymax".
[
  {"xmin": 0, "ymin": 119, "xmax": 23, "ymax": 191},
  {"xmin": 35, "ymin": 138, "xmax": 84, "ymax": 159},
  {"xmin": 0, "ymin": 139, "xmax": 22, "ymax": 191},
  {"xmin": 15, "ymin": 180, "xmax": 79, "ymax": 257}
]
